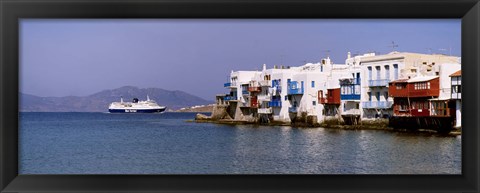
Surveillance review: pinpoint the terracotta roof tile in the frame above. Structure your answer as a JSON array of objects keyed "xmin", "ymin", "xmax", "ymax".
[{"xmin": 449, "ymin": 70, "xmax": 461, "ymax": 77}]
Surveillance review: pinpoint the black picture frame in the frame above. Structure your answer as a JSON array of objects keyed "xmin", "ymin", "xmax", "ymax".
[{"xmin": 1, "ymin": 0, "xmax": 479, "ymax": 192}]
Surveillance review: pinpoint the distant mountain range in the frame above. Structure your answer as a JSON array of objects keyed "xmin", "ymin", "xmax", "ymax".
[{"xmin": 20, "ymin": 86, "xmax": 213, "ymax": 112}]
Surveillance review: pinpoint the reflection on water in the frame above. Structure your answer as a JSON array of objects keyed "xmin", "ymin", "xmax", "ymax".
[{"xmin": 20, "ymin": 112, "xmax": 461, "ymax": 174}]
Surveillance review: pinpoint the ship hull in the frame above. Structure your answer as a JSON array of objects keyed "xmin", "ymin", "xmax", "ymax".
[{"xmin": 108, "ymin": 107, "xmax": 166, "ymax": 113}]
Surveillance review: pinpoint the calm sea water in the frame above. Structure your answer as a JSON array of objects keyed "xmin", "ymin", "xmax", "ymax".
[{"xmin": 19, "ymin": 112, "xmax": 461, "ymax": 174}]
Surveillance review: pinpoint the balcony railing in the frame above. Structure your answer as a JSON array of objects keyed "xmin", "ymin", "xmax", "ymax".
[
  {"xmin": 341, "ymin": 109, "xmax": 361, "ymax": 115},
  {"xmin": 319, "ymin": 98, "xmax": 326, "ymax": 104},
  {"xmin": 242, "ymin": 90, "xmax": 249, "ymax": 95},
  {"xmin": 362, "ymin": 101, "xmax": 393, "ymax": 109},
  {"xmin": 224, "ymin": 96, "xmax": 237, "ymax": 101},
  {"xmin": 320, "ymin": 97, "xmax": 341, "ymax": 105},
  {"xmin": 340, "ymin": 94, "xmax": 361, "ymax": 100},
  {"xmin": 268, "ymin": 100, "xmax": 282, "ymax": 107},
  {"xmin": 224, "ymin": 82, "xmax": 237, "ymax": 88},
  {"xmin": 368, "ymin": 79, "xmax": 390, "ymax": 87},
  {"xmin": 288, "ymin": 107, "xmax": 298, "ymax": 113},
  {"xmin": 248, "ymin": 86, "xmax": 261, "ymax": 92},
  {"xmin": 258, "ymin": 107, "xmax": 273, "ymax": 114},
  {"xmin": 257, "ymin": 95, "xmax": 271, "ymax": 102},
  {"xmin": 287, "ymin": 81, "xmax": 304, "ymax": 95}
]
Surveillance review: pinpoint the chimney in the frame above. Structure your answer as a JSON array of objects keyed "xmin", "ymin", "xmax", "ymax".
[
  {"xmin": 347, "ymin": 52, "xmax": 351, "ymax": 59},
  {"xmin": 262, "ymin": 64, "xmax": 266, "ymax": 71}
]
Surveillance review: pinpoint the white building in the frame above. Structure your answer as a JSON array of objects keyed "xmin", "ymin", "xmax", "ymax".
[
  {"xmin": 224, "ymin": 70, "xmax": 260, "ymax": 120},
  {"xmin": 339, "ymin": 52, "xmax": 374, "ymax": 124},
  {"xmin": 225, "ymin": 57, "xmax": 346, "ymax": 124},
  {"xmin": 220, "ymin": 51, "xmax": 461, "ymax": 127},
  {"xmin": 358, "ymin": 52, "xmax": 460, "ymax": 120}
]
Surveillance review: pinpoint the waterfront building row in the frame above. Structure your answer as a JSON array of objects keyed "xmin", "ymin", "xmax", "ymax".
[{"xmin": 215, "ymin": 51, "xmax": 461, "ymax": 129}]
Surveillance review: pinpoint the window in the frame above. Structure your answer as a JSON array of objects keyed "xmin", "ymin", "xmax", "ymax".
[
  {"xmin": 415, "ymin": 82, "xmax": 428, "ymax": 90},
  {"xmin": 368, "ymin": 67, "xmax": 372, "ymax": 80},
  {"xmin": 384, "ymin": 92, "xmax": 389, "ymax": 100},
  {"xmin": 398, "ymin": 100, "xmax": 408, "ymax": 111},
  {"xmin": 368, "ymin": 92, "xmax": 371, "ymax": 101},
  {"xmin": 385, "ymin": 65, "xmax": 390, "ymax": 80},
  {"xmin": 376, "ymin": 66, "xmax": 381, "ymax": 80},
  {"xmin": 311, "ymin": 81, "xmax": 315, "ymax": 88},
  {"xmin": 432, "ymin": 101, "xmax": 448, "ymax": 116},
  {"xmin": 452, "ymin": 85, "xmax": 462, "ymax": 93},
  {"xmin": 312, "ymin": 101, "xmax": 316, "ymax": 106},
  {"xmin": 393, "ymin": 64, "xmax": 398, "ymax": 80}
]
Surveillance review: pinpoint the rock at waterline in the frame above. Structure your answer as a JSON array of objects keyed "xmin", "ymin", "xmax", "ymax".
[{"xmin": 195, "ymin": 113, "xmax": 211, "ymax": 120}]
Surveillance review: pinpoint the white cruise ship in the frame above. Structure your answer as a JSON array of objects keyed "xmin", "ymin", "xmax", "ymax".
[{"xmin": 108, "ymin": 96, "xmax": 166, "ymax": 113}]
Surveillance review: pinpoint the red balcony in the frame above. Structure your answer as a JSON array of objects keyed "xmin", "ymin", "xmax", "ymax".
[
  {"xmin": 248, "ymin": 86, "xmax": 261, "ymax": 92},
  {"xmin": 389, "ymin": 77, "xmax": 439, "ymax": 98},
  {"xmin": 319, "ymin": 88, "xmax": 341, "ymax": 105}
]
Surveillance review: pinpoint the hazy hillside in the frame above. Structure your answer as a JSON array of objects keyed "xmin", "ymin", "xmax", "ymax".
[{"xmin": 20, "ymin": 86, "xmax": 213, "ymax": 112}]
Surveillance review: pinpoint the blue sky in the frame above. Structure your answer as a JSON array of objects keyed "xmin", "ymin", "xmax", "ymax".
[{"xmin": 20, "ymin": 19, "xmax": 460, "ymax": 100}]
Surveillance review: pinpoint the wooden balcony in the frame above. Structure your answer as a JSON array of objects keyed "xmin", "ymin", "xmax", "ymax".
[
  {"xmin": 389, "ymin": 77, "xmax": 439, "ymax": 98},
  {"xmin": 248, "ymin": 86, "xmax": 261, "ymax": 92},
  {"xmin": 319, "ymin": 88, "xmax": 341, "ymax": 105}
]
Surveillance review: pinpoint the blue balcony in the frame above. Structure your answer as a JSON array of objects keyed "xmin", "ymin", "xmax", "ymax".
[
  {"xmin": 362, "ymin": 101, "xmax": 393, "ymax": 109},
  {"xmin": 340, "ymin": 94, "xmax": 361, "ymax": 100},
  {"xmin": 287, "ymin": 81, "xmax": 304, "ymax": 95},
  {"xmin": 224, "ymin": 96, "xmax": 237, "ymax": 101},
  {"xmin": 268, "ymin": 100, "xmax": 282, "ymax": 107},
  {"xmin": 242, "ymin": 90, "xmax": 249, "ymax": 95},
  {"xmin": 224, "ymin": 82, "xmax": 231, "ymax": 87},
  {"xmin": 288, "ymin": 107, "xmax": 298, "ymax": 113},
  {"xmin": 271, "ymin": 80, "xmax": 282, "ymax": 93},
  {"xmin": 368, "ymin": 79, "xmax": 390, "ymax": 87}
]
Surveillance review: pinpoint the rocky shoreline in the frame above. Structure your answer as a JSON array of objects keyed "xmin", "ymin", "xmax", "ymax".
[{"xmin": 193, "ymin": 113, "xmax": 461, "ymax": 136}]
